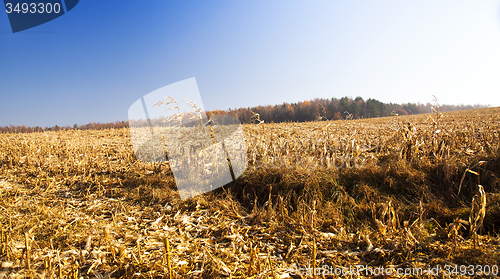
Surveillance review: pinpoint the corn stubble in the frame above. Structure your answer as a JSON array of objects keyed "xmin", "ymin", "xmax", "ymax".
[{"xmin": 1, "ymin": 108, "xmax": 500, "ymax": 278}]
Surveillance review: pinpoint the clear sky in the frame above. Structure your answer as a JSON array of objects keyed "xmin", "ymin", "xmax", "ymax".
[{"xmin": 1, "ymin": 1, "xmax": 500, "ymax": 127}]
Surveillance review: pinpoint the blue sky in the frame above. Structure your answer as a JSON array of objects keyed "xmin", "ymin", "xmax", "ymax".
[{"xmin": 1, "ymin": 1, "xmax": 500, "ymax": 127}]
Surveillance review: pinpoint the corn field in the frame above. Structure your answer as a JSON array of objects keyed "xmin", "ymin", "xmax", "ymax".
[{"xmin": 0, "ymin": 107, "xmax": 499, "ymax": 278}]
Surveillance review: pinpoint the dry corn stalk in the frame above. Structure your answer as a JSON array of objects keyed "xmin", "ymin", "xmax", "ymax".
[
  {"xmin": 458, "ymin": 161, "xmax": 486, "ymax": 195},
  {"xmin": 24, "ymin": 232, "xmax": 31, "ymax": 271},
  {"xmin": 469, "ymin": 185, "xmax": 486, "ymax": 247},
  {"xmin": 163, "ymin": 237, "xmax": 173, "ymax": 279}
]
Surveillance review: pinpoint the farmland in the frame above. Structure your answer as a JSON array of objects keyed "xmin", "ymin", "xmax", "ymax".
[{"xmin": 1, "ymin": 107, "xmax": 500, "ymax": 278}]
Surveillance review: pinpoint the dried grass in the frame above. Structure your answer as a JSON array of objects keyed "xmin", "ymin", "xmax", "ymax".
[{"xmin": 0, "ymin": 108, "xmax": 500, "ymax": 278}]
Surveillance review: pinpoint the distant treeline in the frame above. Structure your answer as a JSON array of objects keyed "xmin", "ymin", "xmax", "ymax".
[
  {"xmin": 215, "ymin": 96, "xmax": 487, "ymax": 123},
  {"xmin": 0, "ymin": 96, "xmax": 487, "ymax": 133},
  {"xmin": 0, "ymin": 121, "xmax": 129, "ymax": 134}
]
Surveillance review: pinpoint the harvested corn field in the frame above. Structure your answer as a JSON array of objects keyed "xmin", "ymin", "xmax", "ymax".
[{"xmin": 1, "ymin": 107, "xmax": 500, "ymax": 278}]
